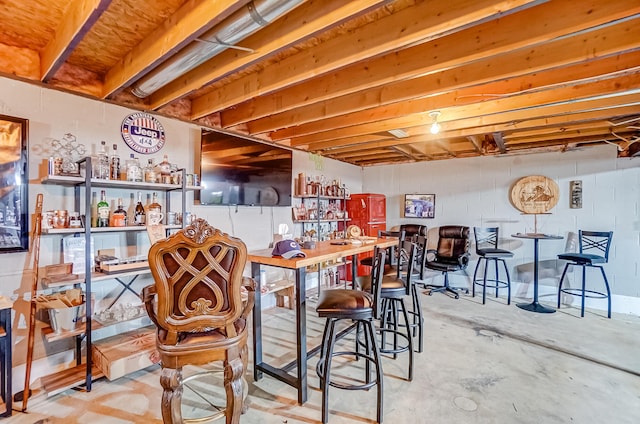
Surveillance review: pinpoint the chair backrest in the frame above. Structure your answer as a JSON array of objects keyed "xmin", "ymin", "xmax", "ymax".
[
  {"xmin": 395, "ymin": 239, "xmax": 418, "ymax": 294},
  {"xmin": 399, "ymin": 224, "xmax": 428, "ymax": 237},
  {"xmin": 147, "ymin": 218, "xmax": 248, "ymax": 344},
  {"xmin": 579, "ymin": 230, "xmax": 613, "ymax": 262},
  {"xmin": 473, "ymin": 227, "xmax": 499, "ymax": 254},
  {"xmin": 436, "ymin": 225, "xmax": 470, "ymax": 262},
  {"xmin": 410, "ymin": 234, "xmax": 428, "ymax": 278},
  {"xmin": 369, "ymin": 247, "xmax": 387, "ymax": 319}
]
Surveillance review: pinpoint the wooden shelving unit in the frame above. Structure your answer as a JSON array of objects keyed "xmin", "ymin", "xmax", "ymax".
[{"xmin": 31, "ymin": 158, "xmax": 199, "ymax": 396}]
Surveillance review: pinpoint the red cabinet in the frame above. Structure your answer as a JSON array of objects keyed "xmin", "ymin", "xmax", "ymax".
[{"xmin": 346, "ymin": 193, "xmax": 386, "ymax": 276}]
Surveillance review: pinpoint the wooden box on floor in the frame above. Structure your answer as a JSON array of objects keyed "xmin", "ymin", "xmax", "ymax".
[{"xmin": 92, "ymin": 326, "xmax": 159, "ymax": 380}]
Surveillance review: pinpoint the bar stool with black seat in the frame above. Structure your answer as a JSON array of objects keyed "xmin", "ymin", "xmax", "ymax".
[
  {"xmin": 404, "ymin": 234, "xmax": 427, "ymax": 352},
  {"xmin": 374, "ymin": 233, "xmax": 426, "ymax": 353},
  {"xmin": 361, "ymin": 240, "xmax": 416, "ymax": 380},
  {"xmin": 424, "ymin": 226, "xmax": 471, "ymax": 299},
  {"xmin": 316, "ymin": 249, "xmax": 387, "ymax": 424},
  {"xmin": 472, "ymin": 227, "xmax": 514, "ymax": 305},
  {"xmin": 557, "ymin": 230, "xmax": 613, "ymax": 318}
]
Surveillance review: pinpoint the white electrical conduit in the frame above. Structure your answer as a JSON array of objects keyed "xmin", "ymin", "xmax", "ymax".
[{"xmin": 131, "ymin": 0, "xmax": 304, "ymax": 98}]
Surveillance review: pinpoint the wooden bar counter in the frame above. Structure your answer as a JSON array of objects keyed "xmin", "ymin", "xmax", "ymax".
[{"xmin": 248, "ymin": 237, "xmax": 398, "ymax": 404}]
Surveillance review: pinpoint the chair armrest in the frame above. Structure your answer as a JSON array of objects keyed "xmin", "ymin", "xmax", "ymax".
[
  {"xmin": 458, "ymin": 252, "xmax": 471, "ymax": 268},
  {"xmin": 426, "ymin": 249, "xmax": 437, "ymax": 262},
  {"xmin": 240, "ymin": 277, "xmax": 256, "ymax": 320},
  {"xmin": 141, "ymin": 284, "xmax": 160, "ymax": 328}
]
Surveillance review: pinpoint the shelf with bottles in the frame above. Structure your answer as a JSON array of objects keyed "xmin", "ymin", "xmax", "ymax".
[
  {"xmin": 32, "ymin": 154, "xmax": 201, "ymax": 394},
  {"xmin": 41, "ymin": 173, "xmax": 202, "ymax": 191},
  {"xmin": 45, "ymin": 144, "xmax": 202, "ymax": 190},
  {"xmin": 41, "ymin": 224, "xmax": 183, "ymax": 235}
]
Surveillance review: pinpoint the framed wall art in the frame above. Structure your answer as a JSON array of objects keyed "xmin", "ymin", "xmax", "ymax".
[
  {"xmin": 0, "ymin": 114, "xmax": 29, "ymax": 253},
  {"xmin": 404, "ymin": 194, "xmax": 435, "ymax": 218}
]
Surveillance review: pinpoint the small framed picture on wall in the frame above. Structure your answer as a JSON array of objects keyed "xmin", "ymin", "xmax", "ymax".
[{"xmin": 404, "ymin": 194, "xmax": 435, "ymax": 218}]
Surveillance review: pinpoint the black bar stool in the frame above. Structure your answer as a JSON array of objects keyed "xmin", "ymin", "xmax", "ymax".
[
  {"xmin": 557, "ymin": 230, "xmax": 613, "ymax": 318},
  {"xmin": 316, "ymin": 249, "xmax": 387, "ymax": 423},
  {"xmin": 362, "ymin": 240, "xmax": 416, "ymax": 380},
  {"xmin": 472, "ymin": 227, "xmax": 514, "ymax": 304}
]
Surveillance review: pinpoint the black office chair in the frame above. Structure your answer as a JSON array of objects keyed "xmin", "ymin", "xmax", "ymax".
[
  {"xmin": 557, "ymin": 230, "xmax": 613, "ymax": 318},
  {"xmin": 316, "ymin": 249, "xmax": 386, "ymax": 424},
  {"xmin": 424, "ymin": 226, "xmax": 471, "ymax": 299},
  {"xmin": 472, "ymin": 227, "xmax": 514, "ymax": 305}
]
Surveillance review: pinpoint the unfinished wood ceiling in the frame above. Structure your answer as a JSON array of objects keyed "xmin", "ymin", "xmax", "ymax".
[{"xmin": 1, "ymin": 0, "xmax": 639, "ymax": 166}]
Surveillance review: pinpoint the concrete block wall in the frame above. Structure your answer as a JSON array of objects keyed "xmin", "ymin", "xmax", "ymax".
[{"xmin": 363, "ymin": 145, "xmax": 640, "ymax": 316}]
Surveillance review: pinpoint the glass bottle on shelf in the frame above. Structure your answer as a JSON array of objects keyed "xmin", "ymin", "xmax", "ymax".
[
  {"xmin": 110, "ymin": 144, "xmax": 120, "ymax": 180},
  {"xmin": 97, "ymin": 190, "xmax": 110, "ymax": 227},
  {"xmin": 134, "ymin": 191, "xmax": 146, "ymax": 226},
  {"xmin": 148, "ymin": 192, "xmax": 163, "ymax": 225},
  {"xmin": 149, "ymin": 192, "xmax": 162, "ymax": 212},
  {"xmin": 126, "ymin": 154, "xmax": 143, "ymax": 182},
  {"xmin": 96, "ymin": 141, "xmax": 110, "ymax": 179},
  {"xmin": 126, "ymin": 193, "xmax": 136, "ymax": 225},
  {"xmin": 112, "ymin": 198, "xmax": 127, "ymax": 227},
  {"xmin": 90, "ymin": 191, "xmax": 98, "ymax": 227},
  {"xmin": 144, "ymin": 158, "xmax": 157, "ymax": 183},
  {"xmin": 158, "ymin": 154, "xmax": 172, "ymax": 183}
]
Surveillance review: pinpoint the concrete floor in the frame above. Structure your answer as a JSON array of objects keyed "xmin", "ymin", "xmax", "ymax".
[{"xmin": 6, "ymin": 290, "xmax": 640, "ymax": 424}]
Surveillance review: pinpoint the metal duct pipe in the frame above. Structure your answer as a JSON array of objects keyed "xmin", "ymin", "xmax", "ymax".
[{"xmin": 131, "ymin": 0, "xmax": 304, "ymax": 98}]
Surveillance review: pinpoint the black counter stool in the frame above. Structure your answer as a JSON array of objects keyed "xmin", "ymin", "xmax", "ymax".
[
  {"xmin": 316, "ymin": 249, "xmax": 386, "ymax": 424},
  {"xmin": 472, "ymin": 227, "xmax": 514, "ymax": 305},
  {"xmin": 361, "ymin": 240, "xmax": 416, "ymax": 380},
  {"xmin": 557, "ymin": 230, "xmax": 613, "ymax": 318}
]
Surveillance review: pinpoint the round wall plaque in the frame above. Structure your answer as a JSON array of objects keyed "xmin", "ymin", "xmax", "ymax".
[
  {"xmin": 121, "ymin": 112, "xmax": 166, "ymax": 154},
  {"xmin": 510, "ymin": 175, "xmax": 559, "ymax": 214}
]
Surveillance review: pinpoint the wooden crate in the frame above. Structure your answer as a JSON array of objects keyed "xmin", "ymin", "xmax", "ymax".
[{"xmin": 92, "ymin": 326, "xmax": 159, "ymax": 380}]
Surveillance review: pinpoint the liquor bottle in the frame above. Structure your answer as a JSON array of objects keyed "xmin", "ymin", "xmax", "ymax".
[
  {"xmin": 126, "ymin": 193, "xmax": 136, "ymax": 225},
  {"xmin": 134, "ymin": 191, "xmax": 146, "ymax": 226},
  {"xmin": 158, "ymin": 154, "xmax": 172, "ymax": 183},
  {"xmin": 97, "ymin": 190, "xmax": 110, "ymax": 227},
  {"xmin": 126, "ymin": 153, "xmax": 142, "ymax": 182},
  {"xmin": 149, "ymin": 192, "xmax": 162, "ymax": 212},
  {"xmin": 144, "ymin": 158, "xmax": 157, "ymax": 183},
  {"xmin": 90, "ymin": 191, "xmax": 98, "ymax": 227},
  {"xmin": 112, "ymin": 198, "xmax": 127, "ymax": 227},
  {"xmin": 145, "ymin": 193, "xmax": 151, "ymax": 212},
  {"xmin": 110, "ymin": 144, "xmax": 120, "ymax": 180},
  {"xmin": 96, "ymin": 141, "xmax": 110, "ymax": 179},
  {"xmin": 147, "ymin": 192, "xmax": 163, "ymax": 225}
]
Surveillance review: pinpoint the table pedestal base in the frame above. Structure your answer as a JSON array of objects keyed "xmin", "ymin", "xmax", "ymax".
[{"xmin": 516, "ymin": 301, "xmax": 556, "ymax": 313}]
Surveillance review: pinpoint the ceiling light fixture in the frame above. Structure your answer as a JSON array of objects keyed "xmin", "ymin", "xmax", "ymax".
[
  {"xmin": 388, "ymin": 129, "xmax": 409, "ymax": 138},
  {"xmin": 429, "ymin": 111, "xmax": 441, "ymax": 135}
]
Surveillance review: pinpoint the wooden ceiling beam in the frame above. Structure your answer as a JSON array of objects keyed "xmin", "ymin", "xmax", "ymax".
[
  {"xmin": 304, "ymin": 105, "xmax": 640, "ymax": 155},
  {"xmin": 191, "ymin": 0, "xmax": 538, "ymax": 120},
  {"xmin": 273, "ymin": 33, "xmax": 640, "ymax": 141},
  {"xmin": 287, "ymin": 73, "xmax": 640, "ymax": 146},
  {"xmin": 216, "ymin": 0, "xmax": 639, "ymax": 128},
  {"xmin": 102, "ymin": 0, "xmax": 246, "ymax": 98},
  {"xmin": 252, "ymin": 24, "xmax": 640, "ymax": 136},
  {"xmin": 466, "ymin": 136, "xmax": 483, "ymax": 154},
  {"xmin": 502, "ymin": 121, "xmax": 612, "ymax": 139},
  {"xmin": 506, "ymin": 128, "xmax": 620, "ymax": 145},
  {"xmin": 149, "ymin": 0, "xmax": 387, "ymax": 110},
  {"xmin": 41, "ymin": 0, "xmax": 110, "ymax": 81}
]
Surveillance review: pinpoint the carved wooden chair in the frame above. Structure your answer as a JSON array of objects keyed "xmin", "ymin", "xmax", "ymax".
[{"xmin": 143, "ymin": 218, "xmax": 255, "ymax": 424}]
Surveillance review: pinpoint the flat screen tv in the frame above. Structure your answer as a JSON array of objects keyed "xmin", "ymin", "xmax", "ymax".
[{"xmin": 196, "ymin": 130, "xmax": 293, "ymax": 206}]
